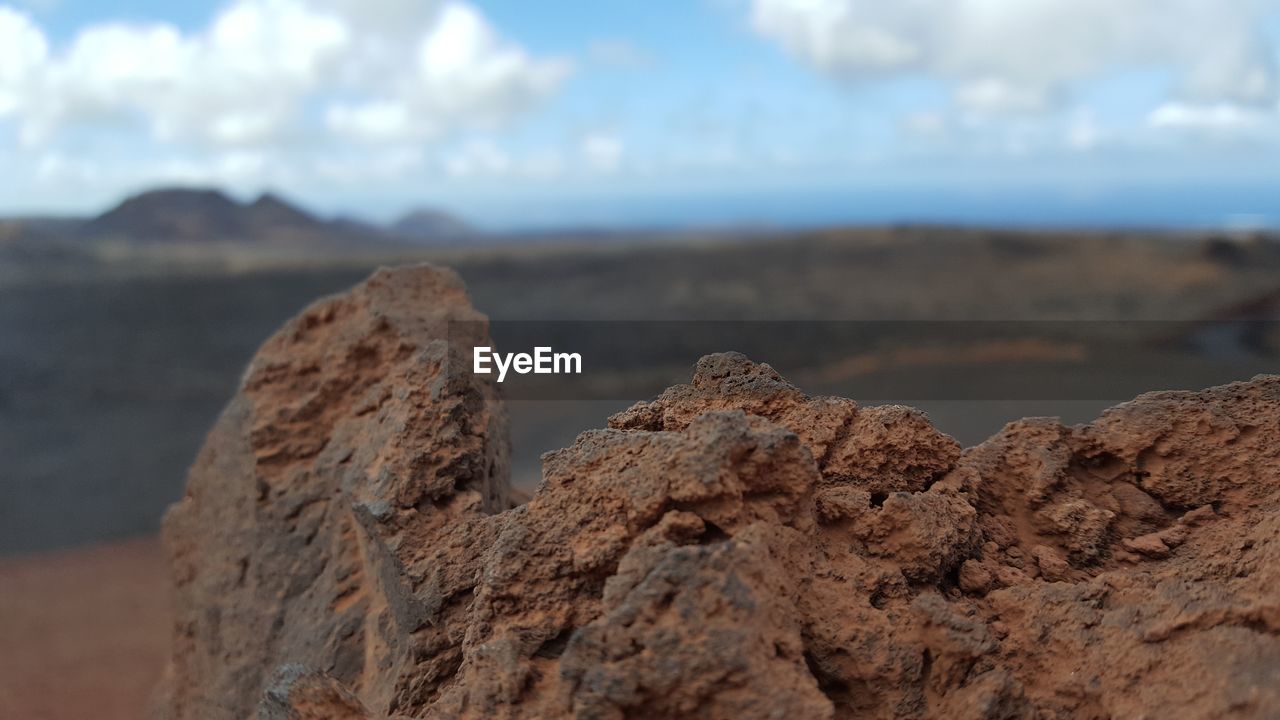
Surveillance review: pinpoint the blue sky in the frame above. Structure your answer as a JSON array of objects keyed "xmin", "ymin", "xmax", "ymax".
[{"xmin": 2, "ymin": 0, "xmax": 1279, "ymax": 229}]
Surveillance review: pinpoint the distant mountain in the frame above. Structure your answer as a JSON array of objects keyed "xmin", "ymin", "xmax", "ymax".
[
  {"xmin": 390, "ymin": 209, "xmax": 474, "ymax": 242},
  {"xmin": 85, "ymin": 188, "xmax": 245, "ymax": 241},
  {"xmin": 10, "ymin": 186, "xmax": 485, "ymax": 249},
  {"xmin": 81, "ymin": 188, "xmax": 330, "ymax": 244},
  {"xmin": 244, "ymin": 192, "xmax": 326, "ymax": 233}
]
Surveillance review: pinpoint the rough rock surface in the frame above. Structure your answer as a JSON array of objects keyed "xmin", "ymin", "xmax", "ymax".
[
  {"xmin": 154, "ymin": 265, "xmax": 512, "ymax": 720},
  {"xmin": 155, "ymin": 265, "xmax": 1280, "ymax": 719}
]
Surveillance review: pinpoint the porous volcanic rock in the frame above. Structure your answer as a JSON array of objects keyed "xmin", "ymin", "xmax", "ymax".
[
  {"xmin": 153, "ymin": 265, "xmax": 512, "ymax": 719},
  {"xmin": 155, "ymin": 265, "xmax": 1280, "ymax": 719}
]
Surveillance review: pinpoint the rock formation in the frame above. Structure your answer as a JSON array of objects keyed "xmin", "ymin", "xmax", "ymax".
[{"xmin": 154, "ymin": 264, "xmax": 1280, "ymax": 719}]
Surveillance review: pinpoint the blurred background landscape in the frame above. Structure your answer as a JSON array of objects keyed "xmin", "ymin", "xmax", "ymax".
[
  {"xmin": 5, "ymin": 188, "xmax": 1279, "ymax": 553},
  {"xmin": 2, "ymin": 0, "xmax": 1280, "ymax": 717}
]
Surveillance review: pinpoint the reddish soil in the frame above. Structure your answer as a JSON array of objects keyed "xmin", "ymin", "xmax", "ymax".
[{"xmin": 0, "ymin": 537, "xmax": 170, "ymax": 720}]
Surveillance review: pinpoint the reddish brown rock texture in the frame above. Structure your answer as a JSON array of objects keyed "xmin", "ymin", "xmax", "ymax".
[{"xmin": 154, "ymin": 265, "xmax": 1280, "ymax": 719}]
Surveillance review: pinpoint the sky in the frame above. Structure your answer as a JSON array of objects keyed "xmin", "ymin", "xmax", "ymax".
[{"xmin": 2, "ymin": 0, "xmax": 1280, "ymax": 230}]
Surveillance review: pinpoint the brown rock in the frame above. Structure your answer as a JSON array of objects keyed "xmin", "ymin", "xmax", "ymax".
[
  {"xmin": 154, "ymin": 266, "xmax": 1280, "ymax": 720},
  {"xmin": 958, "ymin": 559, "xmax": 997, "ymax": 595},
  {"xmin": 608, "ymin": 353, "xmax": 961, "ymax": 495},
  {"xmin": 154, "ymin": 265, "xmax": 512, "ymax": 719},
  {"xmin": 1123, "ymin": 533, "xmax": 1172, "ymax": 558},
  {"xmin": 259, "ymin": 667, "xmax": 372, "ymax": 720},
  {"xmin": 1030, "ymin": 545, "xmax": 1072, "ymax": 582},
  {"xmin": 1181, "ymin": 504, "xmax": 1218, "ymax": 526}
]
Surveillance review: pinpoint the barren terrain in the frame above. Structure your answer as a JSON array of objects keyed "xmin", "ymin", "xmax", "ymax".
[
  {"xmin": 2, "ymin": 228, "xmax": 1278, "ymax": 719},
  {"xmin": 4, "ymin": 228, "xmax": 1278, "ymax": 553},
  {"xmin": 0, "ymin": 538, "xmax": 169, "ymax": 719}
]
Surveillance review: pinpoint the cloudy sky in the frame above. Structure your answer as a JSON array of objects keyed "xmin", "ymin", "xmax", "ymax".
[{"xmin": 2, "ymin": 0, "xmax": 1279, "ymax": 229}]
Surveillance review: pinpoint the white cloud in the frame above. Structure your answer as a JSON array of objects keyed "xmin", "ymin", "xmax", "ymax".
[
  {"xmin": 325, "ymin": 101, "xmax": 414, "ymax": 143},
  {"xmin": 413, "ymin": 4, "xmax": 568, "ymax": 130},
  {"xmin": 311, "ymin": 0, "xmax": 440, "ymax": 37},
  {"xmin": 320, "ymin": 2, "xmax": 573, "ymax": 144},
  {"xmin": 443, "ymin": 139, "xmax": 567, "ymax": 179},
  {"xmin": 0, "ymin": 6, "xmax": 46, "ymax": 116},
  {"xmin": 0, "ymin": 0, "xmax": 568, "ymax": 149},
  {"xmin": 1147, "ymin": 102, "xmax": 1268, "ymax": 131},
  {"xmin": 751, "ymin": 0, "xmax": 1280, "ymax": 114},
  {"xmin": 8, "ymin": 0, "xmax": 350, "ymax": 147},
  {"xmin": 580, "ymin": 132, "xmax": 623, "ymax": 173}
]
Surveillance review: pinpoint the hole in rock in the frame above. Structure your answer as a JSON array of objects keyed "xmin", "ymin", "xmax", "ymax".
[
  {"xmin": 698, "ymin": 520, "xmax": 730, "ymax": 544},
  {"xmin": 804, "ymin": 652, "xmax": 858, "ymax": 712},
  {"xmin": 534, "ymin": 627, "xmax": 576, "ymax": 659}
]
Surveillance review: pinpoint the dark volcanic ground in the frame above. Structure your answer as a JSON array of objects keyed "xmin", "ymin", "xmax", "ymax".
[
  {"xmin": 0, "ymin": 269, "xmax": 374, "ymax": 552},
  {"xmin": 2, "ymin": 228, "xmax": 1277, "ymax": 553}
]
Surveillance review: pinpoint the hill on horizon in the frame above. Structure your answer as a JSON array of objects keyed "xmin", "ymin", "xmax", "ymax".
[
  {"xmin": 391, "ymin": 208, "xmax": 474, "ymax": 241},
  {"xmin": 82, "ymin": 188, "xmax": 335, "ymax": 244},
  {"xmin": 70, "ymin": 187, "xmax": 473, "ymax": 247}
]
